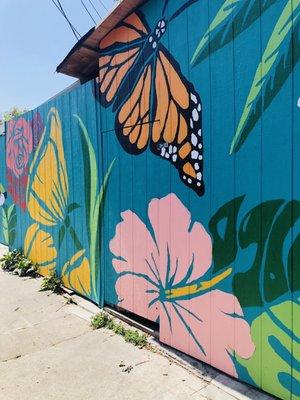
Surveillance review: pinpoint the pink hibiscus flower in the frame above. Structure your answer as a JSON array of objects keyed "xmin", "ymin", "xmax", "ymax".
[{"xmin": 110, "ymin": 193, "xmax": 255, "ymax": 376}]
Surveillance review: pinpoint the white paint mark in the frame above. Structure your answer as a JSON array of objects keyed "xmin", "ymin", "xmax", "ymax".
[
  {"xmin": 192, "ymin": 109, "xmax": 199, "ymax": 122},
  {"xmin": 191, "ymin": 133, "xmax": 198, "ymax": 146},
  {"xmin": 191, "ymin": 150, "xmax": 199, "ymax": 159}
]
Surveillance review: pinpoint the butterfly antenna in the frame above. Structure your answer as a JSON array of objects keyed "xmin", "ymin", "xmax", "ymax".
[
  {"xmin": 162, "ymin": 0, "xmax": 169, "ymax": 17},
  {"xmin": 169, "ymin": 0, "xmax": 199, "ymax": 22}
]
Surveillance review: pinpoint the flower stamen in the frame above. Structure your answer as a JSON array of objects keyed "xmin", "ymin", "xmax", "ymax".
[{"xmin": 165, "ymin": 267, "xmax": 232, "ymax": 300}]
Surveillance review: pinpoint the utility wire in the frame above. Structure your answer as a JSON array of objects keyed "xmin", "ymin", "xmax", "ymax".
[
  {"xmin": 87, "ymin": 0, "xmax": 102, "ymax": 19},
  {"xmin": 80, "ymin": 0, "xmax": 97, "ymax": 24},
  {"xmin": 51, "ymin": 0, "xmax": 81, "ymax": 40},
  {"xmin": 98, "ymin": 0, "xmax": 108, "ymax": 12},
  {"xmin": 56, "ymin": 0, "xmax": 81, "ymax": 38}
]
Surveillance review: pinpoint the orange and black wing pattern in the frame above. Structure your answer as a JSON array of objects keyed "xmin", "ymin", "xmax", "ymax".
[
  {"xmin": 115, "ymin": 63, "xmax": 153, "ymax": 154},
  {"xmin": 96, "ymin": 10, "xmax": 204, "ymax": 196},
  {"xmin": 150, "ymin": 48, "xmax": 204, "ymax": 195},
  {"xmin": 97, "ymin": 12, "xmax": 150, "ymax": 108}
]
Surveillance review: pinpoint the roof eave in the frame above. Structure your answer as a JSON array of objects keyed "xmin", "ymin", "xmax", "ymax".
[{"xmin": 56, "ymin": 0, "xmax": 147, "ymax": 81}]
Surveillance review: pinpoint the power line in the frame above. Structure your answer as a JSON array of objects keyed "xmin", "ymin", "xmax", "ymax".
[
  {"xmin": 87, "ymin": 0, "xmax": 102, "ymax": 19},
  {"xmin": 80, "ymin": 0, "xmax": 97, "ymax": 24},
  {"xmin": 98, "ymin": 0, "xmax": 108, "ymax": 12},
  {"xmin": 51, "ymin": 0, "xmax": 81, "ymax": 40},
  {"xmin": 56, "ymin": 0, "xmax": 81, "ymax": 38}
]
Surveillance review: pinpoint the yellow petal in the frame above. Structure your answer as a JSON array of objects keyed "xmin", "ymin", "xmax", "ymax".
[
  {"xmin": 27, "ymin": 108, "xmax": 69, "ymax": 226},
  {"xmin": 24, "ymin": 223, "xmax": 57, "ymax": 276},
  {"xmin": 62, "ymin": 250, "xmax": 91, "ymax": 296}
]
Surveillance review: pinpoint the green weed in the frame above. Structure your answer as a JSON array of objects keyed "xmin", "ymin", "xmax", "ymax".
[
  {"xmin": 1, "ymin": 250, "xmax": 37, "ymax": 276},
  {"xmin": 91, "ymin": 312, "xmax": 148, "ymax": 348},
  {"xmin": 40, "ymin": 273, "xmax": 62, "ymax": 293}
]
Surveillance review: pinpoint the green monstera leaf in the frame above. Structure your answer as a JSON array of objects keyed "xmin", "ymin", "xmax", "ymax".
[
  {"xmin": 238, "ymin": 300, "xmax": 300, "ymax": 400},
  {"xmin": 209, "ymin": 197, "xmax": 300, "ymax": 307}
]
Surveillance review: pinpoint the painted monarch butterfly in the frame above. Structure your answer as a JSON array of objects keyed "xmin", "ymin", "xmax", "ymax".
[{"xmin": 96, "ymin": 0, "xmax": 204, "ymax": 195}]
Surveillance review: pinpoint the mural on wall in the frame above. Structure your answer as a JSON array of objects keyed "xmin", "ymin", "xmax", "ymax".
[
  {"xmin": 6, "ymin": 117, "xmax": 33, "ymax": 210},
  {"xmin": 110, "ymin": 193, "xmax": 300, "ymax": 394},
  {"xmin": 97, "ymin": 3, "xmax": 205, "ymax": 196},
  {"xmin": 1, "ymin": 1, "xmax": 299, "ymax": 399},
  {"xmin": 3, "ymin": 105, "xmax": 114, "ymax": 301},
  {"xmin": 192, "ymin": 0, "xmax": 300, "ymax": 153},
  {"xmin": 110, "ymin": 193, "xmax": 255, "ymax": 376}
]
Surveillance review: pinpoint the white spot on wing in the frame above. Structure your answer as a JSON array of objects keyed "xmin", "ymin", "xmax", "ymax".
[
  {"xmin": 191, "ymin": 150, "xmax": 199, "ymax": 159},
  {"xmin": 191, "ymin": 133, "xmax": 198, "ymax": 146},
  {"xmin": 192, "ymin": 109, "xmax": 199, "ymax": 122}
]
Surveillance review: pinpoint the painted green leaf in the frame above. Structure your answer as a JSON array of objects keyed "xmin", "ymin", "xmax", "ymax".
[
  {"xmin": 1, "ymin": 207, "xmax": 9, "ymax": 244},
  {"xmin": 74, "ymin": 114, "xmax": 115, "ymax": 300},
  {"xmin": 191, "ymin": 0, "xmax": 276, "ymax": 66},
  {"xmin": 233, "ymin": 199, "xmax": 300, "ymax": 307},
  {"xmin": 263, "ymin": 201, "xmax": 300, "ymax": 303},
  {"xmin": 1, "ymin": 204, "xmax": 17, "ymax": 247},
  {"xmin": 234, "ymin": 199, "xmax": 285, "ymax": 307},
  {"xmin": 230, "ymin": 1, "xmax": 300, "ymax": 153},
  {"xmin": 238, "ymin": 301, "xmax": 300, "ymax": 399},
  {"xmin": 68, "ymin": 226, "xmax": 83, "ymax": 251},
  {"xmin": 209, "ymin": 195, "xmax": 244, "ymax": 273},
  {"xmin": 67, "ymin": 203, "xmax": 80, "ymax": 213},
  {"xmin": 58, "ymin": 225, "xmax": 66, "ymax": 249},
  {"xmin": 288, "ymin": 234, "xmax": 300, "ymax": 293}
]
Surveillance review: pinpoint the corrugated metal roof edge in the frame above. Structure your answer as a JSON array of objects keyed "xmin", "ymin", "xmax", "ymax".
[{"xmin": 56, "ymin": 0, "xmax": 146, "ymax": 80}]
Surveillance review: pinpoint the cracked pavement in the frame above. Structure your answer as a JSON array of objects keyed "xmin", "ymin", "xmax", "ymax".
[{"xmin": 0, "ymin": 247, "xmax": 275, "ymax": 400}]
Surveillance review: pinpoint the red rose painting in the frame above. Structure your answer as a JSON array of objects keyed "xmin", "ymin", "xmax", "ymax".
[{"xmin": 6, "ymin": 118, "xmax": 33, "ymax": 211}]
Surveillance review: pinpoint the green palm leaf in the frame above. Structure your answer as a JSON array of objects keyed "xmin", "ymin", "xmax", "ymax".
[
  {"xmin": 191, "ymin": 0, "xmax": 276, "ymax": 66},
  {"xmin": 2, "ymin": 204, "xmax": 16, "ymax": 247},
  {"xmin": 74, "ymin": 115, "xmax": 114, "ymax": 300},
  {"xmin": 231, "ymin": 0, "xmax": 300, "ymax": 154}
]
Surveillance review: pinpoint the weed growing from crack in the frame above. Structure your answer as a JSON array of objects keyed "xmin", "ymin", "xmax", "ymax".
[
  {"xmin": 91, "ymin": 312, "xmax": 148, "ymax": 348},
  {"xmin": 0, "ymin": 250, "xmax": 38, "ymax": 277},
  {"xmin": 40, "ymin": 273, "xmax": 62, "ymax": 294}
]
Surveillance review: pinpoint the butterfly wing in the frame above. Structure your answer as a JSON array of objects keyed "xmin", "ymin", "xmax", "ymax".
[
  {"xmin": 99, "ymin": 12, "xmax": 205, "ymax": 195},
  {"xmin": 115, "ymin": 62, "xmax": 153, "ymax": 154},
  {"xmin": 97, "ymin": 12, "xmax": 150, "ymax": 107},
  {"xmin": 150, "ymin": 48, "xmax": 204, "ymax": 196}
]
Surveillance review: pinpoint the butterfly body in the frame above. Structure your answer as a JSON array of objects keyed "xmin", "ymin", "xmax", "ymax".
[{"xmin": 97, "ymin": 9, "xmax": 205, "ymax": 196}]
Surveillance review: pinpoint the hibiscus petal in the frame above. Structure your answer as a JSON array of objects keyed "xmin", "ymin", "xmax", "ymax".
[
  {"xmin": 115, "ymin": 274, "xmax": 159, "ymax": 322},
  {"xmin": 110, "ymin": 210, "xmax": 159, "ymax": 283},
  {"xmin": 160, "ymin": 290, "xmax": 254, "ymax": 377},
  {"xmin": 148, "ymin": 193, "xmax": 212, "ymax": 286}
]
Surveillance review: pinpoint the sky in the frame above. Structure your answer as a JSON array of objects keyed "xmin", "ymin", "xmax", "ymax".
[{"xmin": 0, "ymin": 0, "xmax": 116, "ymax": 113}]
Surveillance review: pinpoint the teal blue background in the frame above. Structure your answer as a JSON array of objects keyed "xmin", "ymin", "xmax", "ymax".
[{"xmin": 1, "ymin": 1, "xmax": 299, "ymax": 399}]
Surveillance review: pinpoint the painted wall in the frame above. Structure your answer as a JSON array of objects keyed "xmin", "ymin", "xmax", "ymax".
[{"xmin": 1, "ymin": 1, "xmax": 299, "ymax": 399}]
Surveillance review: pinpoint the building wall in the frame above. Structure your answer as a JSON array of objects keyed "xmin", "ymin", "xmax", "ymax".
[{"xmin": 1, "ymin": 1, "xmax": 299, "ymax": 399}]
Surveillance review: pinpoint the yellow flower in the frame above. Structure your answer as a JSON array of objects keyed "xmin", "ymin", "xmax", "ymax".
[
  {"xmin": 24, "ymin": 223, "xmax": 57, "ymax": 276},
  {"xmin": 62, "ymin": 250, "xmax": 91, "ymax": 296},
  {"xmin": 27, "ymin": 108, "xmax": 69, "ymax": 226}
]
